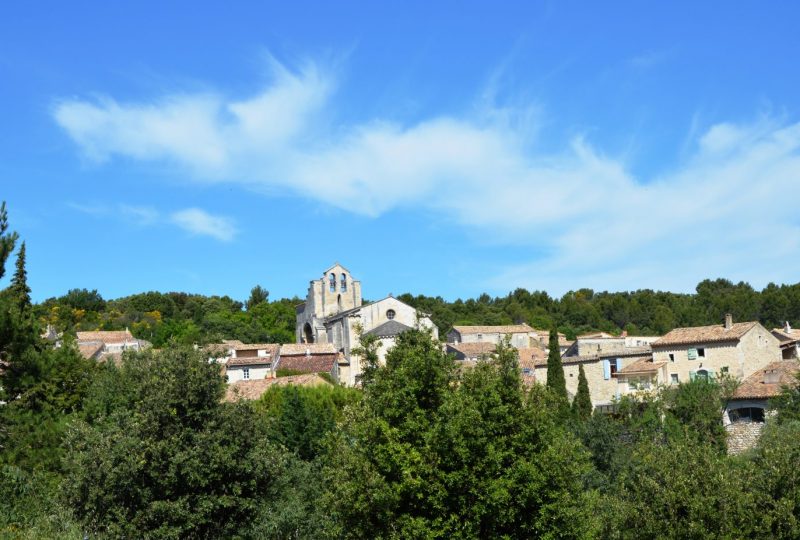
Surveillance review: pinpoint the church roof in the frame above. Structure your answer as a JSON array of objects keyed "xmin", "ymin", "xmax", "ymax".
[{"xmin": 365, "ymin": 320, "xmax": 413, "ymax": 338}]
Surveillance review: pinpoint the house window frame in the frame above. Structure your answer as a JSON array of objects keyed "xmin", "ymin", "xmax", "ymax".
[
  {"xmin": 243, "ymin": 367, "xmax": 250, "ymax": 380},
  {"xmin": 670, "ymin": 373, "xmax": 679, "ymax": 385},
  {"xmin": 386, "ymin": 309, "xmax": 396, "ymax": 320}
]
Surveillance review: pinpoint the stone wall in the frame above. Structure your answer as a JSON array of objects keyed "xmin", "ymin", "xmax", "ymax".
[{"xmin": 726, "ymin": 422, "xmax": 764, "ymax": 455}]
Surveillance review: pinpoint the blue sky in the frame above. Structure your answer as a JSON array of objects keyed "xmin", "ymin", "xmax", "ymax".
[{"xmin": 3, "ymin": 1, "xmax": 800, "ymax": 303}]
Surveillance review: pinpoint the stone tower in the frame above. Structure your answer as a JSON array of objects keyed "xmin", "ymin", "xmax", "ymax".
[{"xmin": 296, "ymin": 263, "xmax": 362, "ymax": 344}]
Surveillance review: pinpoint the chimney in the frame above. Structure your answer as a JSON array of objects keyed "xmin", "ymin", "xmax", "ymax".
[
  {"xmin": 724, "ymin": 313, "xmax": 733, "ymax": 330},
  {"xmin": 621, "ymin": 330, "xmax": 628, "ymax": 337},
  {"xmin": 764, "ymin": 369, "xmax": 781, "ymax": 385},
  {"xmin": 785, "ymin": 321, "xmax": 792, "ymax": 334}
]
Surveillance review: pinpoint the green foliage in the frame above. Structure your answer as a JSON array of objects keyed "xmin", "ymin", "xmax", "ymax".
[
  {"xmin": 0, "ymin": 200, "xmax": 18, "ymax": 281},
  {"xmin": 276, "ymin": 367, "xmax": 308, "ymax": 377},
  {"xmin": 323, "ymin": 329, "xmax": 599, "ymax": 539},
  {"xmin": 663, "ymin": 378, "xmax": 729, "ymax": 453},
  {"xmin": 63, "ymin": 347, "xmax": 283, "ymax": 538},
  {"xmin": 572, "ymin": 364, "xmax": 593, "ymax": 421},
  {"xmin": 255, "ymin": 383, "xmax": 360, "ymax": 461},
  {"xmin": 246, "ymin": 284, "xmax": 269, "ymax": 310},
  {"xmin": 770, "ymin": 370, "xmax": 800, "ymax": 424},
  {"xmin": 546, "ymin": 328, "xmax": 570, "ymax": 417}
]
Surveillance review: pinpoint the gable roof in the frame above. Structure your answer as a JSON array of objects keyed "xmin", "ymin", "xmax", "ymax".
[
  {"xmin": 76, "ymin": 330, "xmax": 136, "ymax": 345},
  {"xmin": 772, "ymin": 327, "xmax": 800, "ymax": 343},
  {"xmin": 447, "ymin": 342, "xmax": 497, "ymax": 358},
  {"xmin": 233, "ymin": 343, "xmax": 280, "ymax": 353},
  {"xmin": 78, "ymin": 342, "xmax": 104, "ymax": 360},
  {"xmin": 279, "ymin": 343, "xmax": 337, "ymax": 356},
  {"xmin": 652, "ymin": 322, "xmax": 758, "ymax": 347},
  {"xmin": 517, "ymin": 347, "xmax": 547, "ymax": 371},
  {"xmin": 616, "ymin": 358, "xmax": 667, "ymax": 375},
  {"xmin": 732, "ymin": 361, "xmax": 800, "ymax": 400},
  {"xmin": 577, "ymin": 332, "xmax": 618, "ymax": 339},
  {"xmin": 451, "ymin": 324, "xmax": 534, "ymax": 335},
  {"xmin": 227, "ymin": 356, "xmax": 275, "ymax": 367},
  {"xmin": 277, "ymin": 353, "xmax": 338, "ymax": 374},
  {"xmin": 365, "ymin": 320, "xmax": 412, "ymax": 338}
]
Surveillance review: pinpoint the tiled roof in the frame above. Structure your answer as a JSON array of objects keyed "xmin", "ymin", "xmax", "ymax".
[
  {"xmin": 447, "ymin": 342, "xmax": 497, "ymax": 358},
  {"xmin": 652, "ymin": 322, "xmax": 757, "ymax": 347},
  {"xmin": 772, "ymin": 327, "xmax": 800, "ymax": 343},
  {"xmin": 517, "ymin": 347, "xmax": 547, "ymax": 371},
  {"xmin": 534, "ymin": 351, "xmax": 651, "ymax": 368},
  {"xmin": 224, "ymin": 374, "xmax": 332, "ymax": 402},
  {"xmin": 78, "ymin": 342, "xmax": 104, "ymax": 360},
  {"xmin": 452, "ymin": 324, "xmax": 534, "ymax": 335},
  {"xmin": 732, "ymin": 361, "xmax": 800, "ymax": 400},
  {"xmin": 278, "ymin": 354, "xmax": 338, "ymax": 374},
  {"xmin": 577, "ymin": 332, "xmax": 618, "ymax": 339},
  {"xmin": 617, "ymin": 358, "xmax": 667, "ymax": 375},
  {"xmin": 234, "ymin": 343, "xmax": 280, "ymax": 353},
  {"xmin": 365, "ymin": 320, "xmax": 412, "ymax": 338},
  {"xmin": 76, "ymin": 330, "xmax": 135, "ymax": 345},
  {"xmin": 279, "ymin": 343, "xmax": 337, "ymax": 355},
  {"xmin": 227, "ymin": 356, "xmax": 274, "ymax": 367}
]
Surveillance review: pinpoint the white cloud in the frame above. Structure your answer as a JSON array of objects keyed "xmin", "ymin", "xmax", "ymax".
[
  {"xmin": 170, "ymin": 208, "xmax": 237, "ymax": 242},
  {"xmin": 120, "ymin": 204, "xmax": 159, "ymax": 226},
  {"xmin": 53, "ymin": 58, "xmax": 800, "ymax": 292}
]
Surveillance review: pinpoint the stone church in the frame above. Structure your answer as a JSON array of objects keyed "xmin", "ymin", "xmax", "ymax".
[{"xmin": 295, "ymin": 263, "xmax": 439, "ymax": 386}]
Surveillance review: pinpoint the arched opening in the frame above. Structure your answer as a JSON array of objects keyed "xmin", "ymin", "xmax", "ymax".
[
  {"xmin": 337, "ymin": 294, "xmax": 342, "ymax": 311},
  {"xmin": 341, "ymin": 273, "xmax": 347, "ymax": 292},
  {"xmin": 303, "ymin": 323, "xmax": 314, "ymax": 344},
  {"xmin": 329, "ymin": 273, "xmax": 336, "ymax": 292}
]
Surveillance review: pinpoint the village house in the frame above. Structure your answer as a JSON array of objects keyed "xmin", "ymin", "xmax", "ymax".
[
  {"xmin": 75, "ymin": 329, "xmax": 150, "ymax": 362},
  {"xmin": 562, "ymin": 331, "xmax": 659, "ymax": 358},
  {"xmin": 446, "ymin": 342, "xmax": 497, "ymax": 362},
  {"xmin": 295, "ymin": 263, "xmax": 438, "ymax": 386},
  {"xmin": 771, "ymin": 322, "xmax": 800, "ymax": 360},
  {"xmin": 224, "ymin": 343, "xmax": 279, "ymax": 383},
  {"xmin": 534, "ymin": 348, "xmax": 653, "ymax": 410},
  {"xmin": 447, "ymin": 324, "xmax": 538, "ymax": 349},
  {"xmin": 724, "ymin": 360, "xmax": 800, "ymax": 453}
]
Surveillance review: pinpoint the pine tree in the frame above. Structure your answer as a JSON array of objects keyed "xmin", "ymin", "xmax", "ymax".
[
  {"xmin": 546, "ymin": 328, "xmax": 569, "ymax": 412},
  {"xmin": 572, "ymin": 364, "xmax": 592, "ymax": 421},
  {"xmin": 10, "ymin": 241, "xmax": 31, "ymax": 310}
]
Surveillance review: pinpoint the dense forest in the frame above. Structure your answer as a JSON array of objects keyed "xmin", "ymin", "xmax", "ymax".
[
  {"xmin": 3, "ymin": 201, "xmax": 800, "ymax": 538},
  {"xmin": 32, "ymin": 275, "xmax": 800, "ymax": 348}
]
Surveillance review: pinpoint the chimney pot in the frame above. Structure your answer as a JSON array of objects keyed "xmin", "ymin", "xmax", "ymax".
[
  {"xmin": 724, "ymin": 313, "xmax": 733, "ymax": 330},
  {"xmin": 785, "ymin": 321, "xmax": 792, "ymax": 334}
]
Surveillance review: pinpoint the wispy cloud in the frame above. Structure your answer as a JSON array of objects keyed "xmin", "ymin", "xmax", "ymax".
[
  {"xmin": 53, "ymin": 57, "xmax": 800, "ymax": 292},
  {"xmin": 170, "ymin": 208, "xmax": 237, "ymax": 242},
  {"xmin": 67, "ymin": 203, "xmax": 235, "ymax": 242}
]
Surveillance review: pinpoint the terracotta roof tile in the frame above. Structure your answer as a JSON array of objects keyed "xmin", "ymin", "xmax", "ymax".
[
  {"xmin": 234, "ymin": 343, "xmax": 280, "ymax": 353},
  {"xmin": 279, "ymin": 343, "xmax": 337, "ymax": 355},
  {"xmin": 278, "ymin": 354, "xmax": 338, "ymax": 374},
  {"xmin": 732, "ymin": 361, "xmax": 800, "ymax": 400},
  {"xmin": 617, "ymin": 358, "xmax": 667, "ymax": 375},
  {"xmin": 78, "ymin": 342, "xmax": 104, "ymax": 360},
  {"xmin": 76, "ymin": 330, "xmax": 136, "ymax": 345},
  {"xmin": 652, "ymin": 322, "xmax": 757, "ymax": 347},
  {"xmin": 447, "ymin": 342, "xmax": 497, "ymax": 358},
  {"xmin": 452, "ymin": 324, "xmax": 534, "ymax": 335},
  {"xmin": 227, "ymin": 356, "xmax": 275, "ymax": 367}
]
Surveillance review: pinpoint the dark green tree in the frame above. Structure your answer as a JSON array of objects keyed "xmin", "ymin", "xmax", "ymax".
[
  {"xmin": 9, "ymin": 242, "xmax": 30, "ymax": 309},
  {"xmin": 0, "ymin": 201, "xmax": 18, "ymax": 281},
  {"xmin": 572, "ymin": 364, "xmax": 592, "ymax": 421},
  {"xmin": 546, "ymin": 328, "xmax": 569, "ymax": 413},
  {"xmin": 246, "ymin": 284, "xmax": 269, "ymax": 310}
]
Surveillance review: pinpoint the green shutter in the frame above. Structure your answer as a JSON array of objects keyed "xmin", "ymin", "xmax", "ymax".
[
  {"xmin": 689, "ymin": 371, "xmax": 696, "ymax": 381},
  {"xmin": 687, "ymin": 348, "xmax": 698, "ymax": 360}
]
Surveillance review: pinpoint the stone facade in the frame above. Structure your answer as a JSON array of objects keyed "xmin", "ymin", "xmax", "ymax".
[
  {"xmin": 651, "ymin": 322, "xmax": 781, "ymax": 385},
  {"xmin": 725, "ymin": 421, "xmax": 764, "ymax": 455},
  {"xmin": 294, "ymin": 263, "xmax": 438, "ymax": 386}
]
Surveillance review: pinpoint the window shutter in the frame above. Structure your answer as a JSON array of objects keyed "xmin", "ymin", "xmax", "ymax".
[
  {"xmin": 708, "ymin": 370, "xmax": 716, "ymax": 381},
  {"xmin": 689, "ymin": 371, "xmax": 696, "ymax": 382},
  {"xmin": 602, "ymin": 359, "xmax": 611, "ymax": 380},
  {"xmin": 615, "ymin": 358, "xmax": 622, "ymax": 372}
]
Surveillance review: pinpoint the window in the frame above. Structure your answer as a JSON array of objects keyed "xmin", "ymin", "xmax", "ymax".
[
  {"xmin": 609, "ymin": 360, "xmax": 619, "ymax": 376},
  {"xmin": 669, "ymin": 353, "xmax": 675, "ymax": 363},
  {"xmin": 697, "ymin": 347, "xmax": 706, "ymax": 358},
  {"xmin": 688, "ymin": 348, "xmax": 698, "ymax": 360},
  {"xmin": 695, "ymin": 369, "xmax": 710, "ymax": 382},
  {"xmin": 729, "ymin": 407, "xmax": 765, "ymax": 423},
  {"xmin": 671, "ymin": 373, "xmax": 679, "ymax": 384},
  {"xmin": 329, "ymin": 273, "xmax": 336, "ymax": 292},
  {"xmin": 386, "ymin": 309, "xmax": 396, "ymax": 320},
  {"xmin": 341, "ymin": 273, "xmax": 347, "ymax": 292},
  {"xmin": 243, "ymin": 367, "xmax": 250, "ymax": 380},
  {"xmin": 477, "ymin": 333, "xmax": 482, "ymax": 341},
  {"xmin": 721, "ymin": 366, "xmax": 729, "ymax": 374}
]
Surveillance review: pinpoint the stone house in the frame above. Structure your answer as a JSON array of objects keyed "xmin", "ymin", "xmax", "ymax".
[
  {"xmin": 446, "ymin": 342, "xmax": 497, "ymax": 362},
  {"xmin": 295, "ymin": 263, "xmax": 438, "ymax": 386},
  {"xmin": 533, "ymin": 349, "xmax": 652, "ymax": 409},
  {"xmin": 724, "ymin": 360, "xmax": 800, "ymax": 454},
  {"xmin": 447, "ymin": 324, "xmax": 537, "ymax": 349},
  {"xmin": 224, "ymin": 343, "xmax": 279, "ymax": 383},
  {"xmin": 649, "ymin": 315, "xmax": 781, "ymax": 386},
  {"xmin": 771, "ymin": 322, "xmax": 800, "ymax": 360},
  {"xmin": 76, "ymin": 329, "xmax": 151, "ymax": 362},
  {"xmin": 563, "ymin": 332, "xmax": 659, "ymax": 358}
]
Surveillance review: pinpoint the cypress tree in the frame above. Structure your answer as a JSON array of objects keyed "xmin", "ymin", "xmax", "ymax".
[
  {"xmin": 572, "ymin": 364, "xmax": 592, "ymax": 421},
  {"xmin": 546, "ymin": 328, "xmax": 569, "ymax": 410}
]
